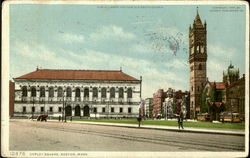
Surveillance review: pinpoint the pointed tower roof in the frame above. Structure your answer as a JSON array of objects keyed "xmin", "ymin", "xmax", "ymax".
[{"xmin": 194, "ymin": 7, "xmax": 203, "ymax": 26}]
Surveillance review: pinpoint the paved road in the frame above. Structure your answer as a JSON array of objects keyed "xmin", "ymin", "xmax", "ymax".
[{"xmin": 10, "ymin": 119, "xmax": 245, "ymax": 151}]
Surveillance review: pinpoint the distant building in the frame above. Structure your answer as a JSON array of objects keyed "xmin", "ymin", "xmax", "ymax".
[
  {"xmin": 152, "ymin": 89, "xmax": 165, "ymax": 118},
  {"xmin": 144, "ymin": 98, "xmax": 153, "ymax": 118},
  {"xmin": 153, "ymin": 88, "xmax": 190, "ymax": 119},
  {"xmin": 13, "ymin": 68, "xmax": 142, "ymax": 118},
  {"xmin": 224, "ymin": 64, "xmax": 245, "ymax": 121}
]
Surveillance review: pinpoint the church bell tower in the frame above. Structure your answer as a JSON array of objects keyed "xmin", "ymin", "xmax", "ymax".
[{"xmin": 189, "ymin": 8, "xmax": 207, "ymax": 118}]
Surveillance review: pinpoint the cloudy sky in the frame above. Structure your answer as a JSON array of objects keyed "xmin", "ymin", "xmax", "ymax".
[{"xmin": 9, "ymin": 4, "xmax": 246, "ymax": 98}]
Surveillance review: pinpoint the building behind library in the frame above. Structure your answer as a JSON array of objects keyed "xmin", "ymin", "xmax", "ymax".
[{"xmin": 13, "ymin": 68, "xmax": 142, "ymax": 118}]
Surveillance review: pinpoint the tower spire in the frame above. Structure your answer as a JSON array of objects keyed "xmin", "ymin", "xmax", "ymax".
[{"xmin": 194, "ymin": 6, "xmax": 203, "ymax": 26}]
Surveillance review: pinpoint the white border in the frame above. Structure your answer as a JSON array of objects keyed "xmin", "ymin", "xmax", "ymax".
[{"xmin": 1, "ymin": 1, "xmax": 249, "ymax": 158}]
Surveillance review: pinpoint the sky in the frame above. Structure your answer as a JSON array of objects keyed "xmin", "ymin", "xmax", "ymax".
[{"xmin": 9, "ymin": 4, "xmax": 246, "ymax": 98}]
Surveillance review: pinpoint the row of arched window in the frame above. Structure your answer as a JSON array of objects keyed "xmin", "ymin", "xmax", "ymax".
[{"xmin": 21, "ymin": 86, "xmax": 133, "ymax": 98}]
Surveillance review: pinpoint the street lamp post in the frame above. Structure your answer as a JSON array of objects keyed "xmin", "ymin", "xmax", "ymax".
[
  {"xmin": 32, "ymin": 97, "xmax": 34, "ymax": 120},
  {"xmin": 107, "ymin": 101, "xmax": 109, "ymax": 119},
  {"xmin": 62, "ymin": 90, "xmax": 66, "ymax": 122},
  {"xmin": 44, "ymin": 98, "xmax": 46, "ymax": 115}
]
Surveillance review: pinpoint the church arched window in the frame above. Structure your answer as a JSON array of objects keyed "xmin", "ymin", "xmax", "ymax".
[
  {"xmin": 127, "ymin": 88, "xmax": 132, "ymax": 98},
  {"xmin": 199, "ymin": 64, "xmax": 202, "ymax": 70},
  {"xmin": 84, "ymin": 88, "xmax": 89, "ymax": 97},
  {"xmin": 66, "ymin": 87, "xmax": 72, "ymax": 97},
  {"xmin": 40, "ymin": 87, "xmax": 45, "ymax": 97},
  {"xmin": 119, "ymin": 88, "xmax": 124, "ymax": 98},
  {"xmin": 93, "ymin": 87, "xmax": 98, "ymax": 98},
  {"xmin": 101, "ymin": 88, "xmax": 107, "ymax": 98},
  {"xmin": 57, "ymin": 87, "xmax": 63, "ymax": 97},
  {"xmin": 49, "ymin": 87, "xmax": 54, "ymax": 97},
  {"xmin": 22, "ymin": 86, "xmax": 27, "ymax": 97},
  {"xmin": 75, "ymin": 88, "xmax": 80, "ymax": 98},
  {"xmin": 31, "ymin": 87, "xmax": 36, "ymax": 97},
  {"xmin": 110, "ymin": 87, "xmax": 115, "ymax": 98}
]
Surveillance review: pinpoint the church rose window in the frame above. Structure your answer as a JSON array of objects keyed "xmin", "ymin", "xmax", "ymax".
[
  {"xmin": 110, "ymin": 87, "xmax": 115, "ymax": 98},
  {"xmin": 49, "ymin": 87, "xmax": 54, "ymax": 97},
  {"xmin": 119, "ymin": 88, "xmax": 124, "ymax": 98},
  {"xmin": 22, "ymin": 86, "xmax": 27, "ymax": 97},
  {"xmin": 40, "ymin": 87, "xmax": 45, "ymax": 97},
  {"xmin": 31, "ymin": 87, "xmax": 36, "ymax": 97},
  {"xmin": 57, "ymin": 87, "xmax": 63, "ymax": 97},
  {"xmin": 127, "ymin": 88, "xmax": 132, "ymax": 98},
  {"xmin": 93, "ymin": 87, "xmax": 98, "ymax": 97},
  {"xmin": 101, "ymin": 88, "xmax": 107, "ymax": 98}
]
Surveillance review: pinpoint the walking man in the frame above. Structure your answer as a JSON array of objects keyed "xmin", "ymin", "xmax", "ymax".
[{"xmin": 178, "ymin": 112, "xmax": 184, "ymax": 130}]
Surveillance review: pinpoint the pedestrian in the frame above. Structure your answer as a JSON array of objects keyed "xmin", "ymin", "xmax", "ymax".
[
  {"xmin": 59, "ymin": 115, "xmax": 61, "ymax": 122},
  {"xmin": 178, "ymin": 112, "xmax": 184, "ymax": 130}
]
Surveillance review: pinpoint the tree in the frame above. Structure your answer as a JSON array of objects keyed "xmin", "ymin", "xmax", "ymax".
[
  {"xmin": 201, "ymin": 92, "xmax": 208, "ymax": 113},
  {"xmin": 209, "ymin": 84, "xmax": 216, "ymax": 102}
]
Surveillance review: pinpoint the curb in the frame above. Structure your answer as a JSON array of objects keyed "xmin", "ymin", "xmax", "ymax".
[{"xmin": 46, "ymin": 120, "xmax": 245, "ymax": 136}]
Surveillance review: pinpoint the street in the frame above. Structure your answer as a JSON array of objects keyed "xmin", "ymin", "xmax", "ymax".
[{"xmin": 10, "ymin": 119, "xmax": 245, "ymax": 151}]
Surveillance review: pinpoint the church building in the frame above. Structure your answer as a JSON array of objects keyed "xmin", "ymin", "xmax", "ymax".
[
  {"xmin": 13, "ymin": 68, "xmax": 142, "ymax": 119},
  {"xmin": 189, "ymin": 8, "xmax": 207, "ymax": 119}
]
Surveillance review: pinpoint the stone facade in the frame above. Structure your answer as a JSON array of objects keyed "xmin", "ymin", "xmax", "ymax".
[
  {"xmin": 225, "ymin": 75, "xmax": 245, "ymax": 120},
  {"xmin": 144, "ymin": 98, "xmax": 153, "ymax": 118},
  {"xmin": 14, "ymin": 69, "xmax": 141, "ymax": 118},
  {"xmin": 189, "ymin": 9, "xmax": 207, "ymax": 119}
]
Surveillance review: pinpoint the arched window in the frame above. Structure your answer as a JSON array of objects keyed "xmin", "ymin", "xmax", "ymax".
[
  {"xmin": 93, "ymin": 87, "xmax": 98, "ymax": 98},
  {"xmin": 40, "ymin": 87, "xmax": 45, "ymax": 97},
  {"xmin": 119, "ymin": 88, "xmax": 124, "ymax": 98},
  {"xmin": 110, "ymin": 87, "xmax": 115, "ymax": 98},
  {"xmin": 101, "ymin": 88, "xmax": 106, "ymax": 98},
  {"xmin": 84, "ymin": 88, "xmax": 89, "ymax": 97},
  {"xmin": 199, "ymin": 64, "xmax": 202, "ymax": 70},
  {"xmin": 75, "ymin": 88, "xmax": 80, "ymax": 97},
  {"xmin": 127, "ymin": 88, "xmax": 132, "ymax": 98},
  {"xmin": 57, "ymin": 87, "xmax": 63, "ymax": 97},
  {"xmin": 31, "ymin": 87, "xmax": 36, "ymax": 97},
  {"xmin": 22, "ymin": 86, "xmax": 27, "ymax": 97},
  {"xmin": 49, "ymin": 87, "xmax": 54, "ymax": 97},
  {"xmin": 66, "ymin": 87, "xmax": 72, "ymax": 97}
]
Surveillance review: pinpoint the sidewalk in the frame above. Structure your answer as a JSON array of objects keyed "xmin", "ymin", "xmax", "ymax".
[{"xmin": 48, "ymin": 119, "xmax": 245, "ymax": 136}]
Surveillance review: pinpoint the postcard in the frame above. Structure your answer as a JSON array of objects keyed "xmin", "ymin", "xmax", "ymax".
[{"xmin": 1, "ymin": 0, "xmax": 249, "ymax": 157}]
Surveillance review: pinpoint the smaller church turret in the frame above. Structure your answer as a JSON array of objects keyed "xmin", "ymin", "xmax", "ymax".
[{"xmin": 223, "ymin": 62, "xmax": 240, "ymax": 86}]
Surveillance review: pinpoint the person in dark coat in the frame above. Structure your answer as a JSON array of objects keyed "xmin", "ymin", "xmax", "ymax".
[{"xmin": 178, "ymin": 112, "xmax": 184, "ymax": 130}]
